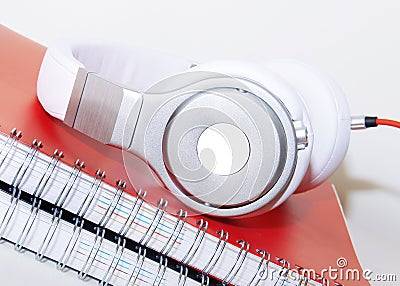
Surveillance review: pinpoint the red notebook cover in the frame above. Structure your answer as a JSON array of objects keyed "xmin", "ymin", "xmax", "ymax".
[{"xmin": 0, "ymin": 25, "xmax": 368, "ymax": 285}]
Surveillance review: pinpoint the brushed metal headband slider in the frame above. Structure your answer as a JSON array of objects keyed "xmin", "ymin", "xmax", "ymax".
[{"xmin": 64, "ymin": 68, "xmax": 124, "ymax": 145}]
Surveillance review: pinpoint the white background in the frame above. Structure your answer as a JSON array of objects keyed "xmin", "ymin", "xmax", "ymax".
[{"xmin": 1, "ymin": 1, "xmax": 400, "ymax": 285}]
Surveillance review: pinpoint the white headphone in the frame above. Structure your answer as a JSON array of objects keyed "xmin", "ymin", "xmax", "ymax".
[{"xmin": 37, "ymin": 43, "xmax": 351, "ymax": 217}]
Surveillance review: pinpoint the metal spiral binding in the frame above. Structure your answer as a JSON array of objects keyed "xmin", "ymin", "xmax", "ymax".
[
  {"xmin": 294, "ymin": 265, "xmax": 309, "ymax": 286},
  {"xmin": 53, "ymin": 159, "xmax": 85, "ymax": 208},
  {"xmin": 0, "ymin": 138, "xmax": 41, "ymax": 239},
  {"xmin": 152, "ymin": 255, "xmax": 168, "ymax": 286},
  {"xmin": 178, "ymin": 219, "xmax": 208, "ymax": 286},
  {"xmin": 181, "ymin": 219, "xmax": 208, "ymax": 265},
  {"xmin": 322, "ymin": 277, "xmax": 330, "ymax": 286},
  {"xmin": 35, "ymin": 159, "xmax": 84, "ymax": 261},
  {"xmin": 0, "ymin": 128, "xmax": 22, "ymax": 239},
  {"xmin": 316, "ymin": 274, "xmax": 330, "ymax": 286},
  {"xmin": 0, "ymin": 128, "xmax": 22, "ymax": 169},
  {"xmin": 126, "ymin": 246, "xmax": 146, "ymax": 286},
  {"xmin": 151, "ymin": 209, "xmax": 187, "ymax": 286},
  {"xmin": 201, "ymin": 274, "xmax": 210, "ymax": 286},
  {"xmin": 138, "ymin": 198, "xmax": 168, "ymax": 247},
  {"xmin": 160, "ymin": 209, "xmax": 187, "ymax": 256},
  {"xmin": 199, "ymin": 229, "xmax": 229, "ymax": 285},
  {"xmin": 177, "ymin": 264, "xmax": 188, "ymax": 286},
  {"xmin": 79, "ymin": 226, "xmax": 106, "ymax": 280},
  {"xmin": 128, "ymin": 198, "xmax": 168, "ymax": 286},
  {"xmin": 78, "ymin": 180, "xmax": 125, "ymax": 280},
  {"xmin": 12, "ymin": 139, "xmax": 42, "ymax": 187},
  {"xmin": 221, "ymin": 240, "xmax": 250, "ymax": 285},
  {"xmin": 100, "ymin": 189, "xmax": 147, "ymax": 286},
  {"xmin": 99, "ymin": 236, "xmax": 126, "ymax": 285},
  {"xmin": 0, "ymin": 187, "xmax": 22, "ymax": 240},
  {"xmin": 14, "ymin": 149, "xmax": 63, "ymax": 251},
  {"xmin": 32, "ymin": 149, "xmax": 63, "ymax": 199},
  {"xmin": 57, "ymin": 169, "xmax": 105, "ymax": 270},
  {"xmin": 249, "ymin": 249, "xmax": 271, "ymax": 285},
  {"xmin": 274, "ymin": 257, "xmax": 290, "ymax": 286}
]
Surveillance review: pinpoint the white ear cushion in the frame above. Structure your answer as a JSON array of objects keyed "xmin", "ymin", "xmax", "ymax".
[
  {"xmin": 266, "ymin": 60, "xmax": 351, "ymax": 191},
  {"xmin": 37, "ymin": 45, "xmax": 84, "ymax": 120},
  {"xmin": 37, "ymin": 42, "xmax": 193, "ymax": 121}
]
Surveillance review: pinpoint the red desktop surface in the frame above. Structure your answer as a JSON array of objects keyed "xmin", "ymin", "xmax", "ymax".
[{"xmin": 0, "ymin": 25, "xmax": 368, "ymax": 285}]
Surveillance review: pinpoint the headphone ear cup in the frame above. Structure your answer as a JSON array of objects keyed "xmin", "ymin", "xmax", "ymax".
[{"xmin": 266, "ymin": 60, "xmax": 351, "ymax": 192}]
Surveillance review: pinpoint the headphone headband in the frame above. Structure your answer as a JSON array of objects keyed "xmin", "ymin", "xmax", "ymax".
[{"xmin": 37, "ymin": 43, "xmax": 193, "ymax": 146}]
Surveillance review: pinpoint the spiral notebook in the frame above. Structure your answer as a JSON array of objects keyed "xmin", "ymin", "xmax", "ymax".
[
  {"xmin": 0, "ymin": 129, "xmax": 321, "ymax": 286},
  {"xmin": 0, "ymin": 24, "xmax": 368, "ymax": 286}
]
